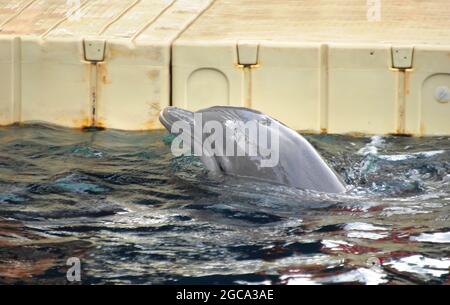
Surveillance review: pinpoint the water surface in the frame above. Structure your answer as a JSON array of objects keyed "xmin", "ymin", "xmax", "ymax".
[{"xmin": 0, "ymin": 125, "xmax": 449, "ymax": 284}]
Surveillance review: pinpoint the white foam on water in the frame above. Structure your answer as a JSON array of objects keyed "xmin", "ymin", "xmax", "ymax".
[
  {"xmin": 345, "ymin": 222, "xmax": 388, "ymax": 231},
  {"xmin": 378, "ymin": 150, "xmax": 445, "ymax": 161},
  {"xmin": 378, "ymin": 154, "xmax": 414, "ymax": 161},
  {"xmin": 343, "ymin": 222, "xmax": 389, "ymax": 240},
  {"xmin": 281, "ymin": 275, "xmax": 320, "ymax": 285},
  {"xmin": 321, "ymin": 239, "xmax": 352, "ymax": 250},
  {"xmin": 421, "ymin": 202, "xmax": 444, "ymax": 208},
  {"xmin": 357, "ymin": 136, "xmax": 385, "ymax": 156},
  {"xmin": 234, "ymin": 280, "xmax": 272, "ymax": 285},
  {"xmin": 347, "ymin": 231, "xmax": 388, "ymax": 240},
  {"xmin": 410, "ymin": 232, "xmax": 450, "ymax": 244},
  {"xmin": 381, "ymin": 206, "xmax": 431, "ymax": 217},
  {"xmin": 318, "ymin": 267, "xmax": 387, "ymax": 285},
  {"xmin": 386, "ymin": 255, "xmax": 450, "ymax": 278},
  {"xmin": 418, "ymin": 150, "xmax": 446, "ymax": 157}
]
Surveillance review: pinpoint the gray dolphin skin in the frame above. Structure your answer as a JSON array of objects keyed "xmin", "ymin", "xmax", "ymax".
[{"xmin": 160, "ymin": 106, "xmax": 346, "ymax": 193}]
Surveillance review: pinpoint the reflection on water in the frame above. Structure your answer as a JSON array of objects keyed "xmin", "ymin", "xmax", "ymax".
[{"xmin": 0, "ymin": 124, "xmax": 448, "ymax": 285}]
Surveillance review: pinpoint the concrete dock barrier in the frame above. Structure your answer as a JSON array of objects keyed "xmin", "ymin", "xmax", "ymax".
[
  {"xmin": 0, "ymin": 0, "xmax": 213, "ymax": 129},
  {"xmin": 0, "ymin": 0, "xmax": 449, "ymax": 135}
]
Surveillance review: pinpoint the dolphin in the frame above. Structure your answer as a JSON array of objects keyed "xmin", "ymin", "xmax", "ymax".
[{"xmin": 159, "ymin": 106, "xmax": 346, "ymax": 193}]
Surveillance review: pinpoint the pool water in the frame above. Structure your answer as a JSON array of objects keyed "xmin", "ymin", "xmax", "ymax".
[{"xmin": 0, "ymin": 124, "xmax": 449, "ymax": 284}]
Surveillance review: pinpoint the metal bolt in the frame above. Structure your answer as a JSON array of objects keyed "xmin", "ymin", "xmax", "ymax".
[{"xmin": 434, "ymin": 86, "xmax": 450, "ymax": 103}]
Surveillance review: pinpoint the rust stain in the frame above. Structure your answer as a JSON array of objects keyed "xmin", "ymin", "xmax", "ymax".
[
  {"xmin": 147, "ymin": 70, "xmax": 160, "ymax": 81},
  {"xmin": 389, "ymin": 133, "xmax": 413, "ymax": 137},
  {"xmin": 109, "ymin": 46, "xmax": 128, "ymax": 59},
  {"xmin": 397, "ymin": 101, "xmax": 405, "ymax": 134},
  {"xmin": 144, "ymin": 119, "xmax": 164, "ymax": 130},
  {"xmin": 82, "ymin": 125, "xmax": 105, "ymax": 132},
  {"xmin": 144, "ymin": 46, "xmax": 163, "ymax": 62},
  {"xmin": 98, "ymin": 63, "xmax": 112, "ymax": 85},
  {"xmin": 345, "ymin": 131, "xmax": 369, "ymax": 137},
  {"xmin": 419, "ymin": 122, "xmax": 426, "ymax": 137},
  {"xmin": 148, "ymin": 101, "xmax": 162, "ymax": 115},
  {"xmin": 72, "ymin": 116, "xmax": 92, "ymax": 130},
  {"xmin": 404, "ymin": 70, "xmax": 411, "ymax": 96},
  {"xmin": 297, "ymin": 129, "xmax": 322, "ymax": 135},
  {"xmin": 94, "ymin": 118, "xmax": 107, "ymax": 130},
  {"xmin": 142, "ymin": 102, "xmax": 164, "ymax": 130}
]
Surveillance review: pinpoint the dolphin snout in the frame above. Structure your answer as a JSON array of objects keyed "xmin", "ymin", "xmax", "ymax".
[{"xmin": 159, "ymin": 107, "xmax": 194, "ymax": 131}]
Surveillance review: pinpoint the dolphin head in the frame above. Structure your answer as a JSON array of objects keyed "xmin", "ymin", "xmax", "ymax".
[
  {"xmin": 159, "ymin": 106, "xmax": 346, "ymax": 194},
  {"xmin": 159, "ymin": 107, "xmax": 195, "ymax": 132}
]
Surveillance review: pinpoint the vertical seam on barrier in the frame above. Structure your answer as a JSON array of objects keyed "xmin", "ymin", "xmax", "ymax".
[
  {"xmin": 418, "ymin": 76, "xmax": 422, "ymax": 137},
  {"xmin": 403, "ymin": 68, "xmax": 414, "ymax": 135},
  {"xmin": 98, "ymin": 0, "xmax": 142, "ymax": 36},
  {"xmin": 12, "ymin": 37, "xmax": 22, "ymax": 123},
  {"xmin": 83, "ymin": 57, "xmax": 100, "ymax": 129},
  {"xmin": 83, "ymin": 39, "xmax": 106, "ymax": 128},
  {"xmin": 395, "ymin": 71, "xmax": 405, "ymax": 134},
  {"xmin": 169, "ymin": 46, "xmax": 173, "ymax": 106},
  {"xmin": 237, "ymin": 42, "xmax": 259, "ymax": 108},
  {"xmin": 130, "ymin": 0, "xmax": 177, "ymax": 42},
  {"xmin": 319, "ymin": 43, "xmax": 329, "ymax": 133},
  {"xmin": 0, "ymin": 0, "xmax": 37, "ymax": 30},
  {"xmin": 416, "ymin": 69, "xmax": 422, "ymax": 137},
  {"xmin": 243, "ymin": 67, "xmax": 252, "ymax": 108},
  {"xmin": 391, "ymin": 46, "xmax": 414, "ymax": 135},
  {"xmin": 41, "ymin": 0, "xmax": 91, "ymax": 38},
  {"xmin": 90, "ymin": 63, "xmax": 98, "ymax": 127}
]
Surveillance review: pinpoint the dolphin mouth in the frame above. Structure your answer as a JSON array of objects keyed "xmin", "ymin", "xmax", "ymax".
[{"xmin": 159, "ymin": 107, "xmax": 194, "ymax": 132}]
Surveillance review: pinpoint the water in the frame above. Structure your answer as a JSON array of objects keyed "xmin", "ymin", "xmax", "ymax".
[{"xmin": 0, "ymin": 124, "xmax": 449, "ymax": 285}]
